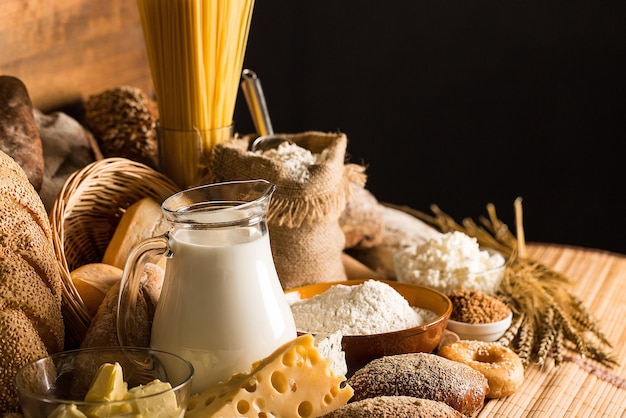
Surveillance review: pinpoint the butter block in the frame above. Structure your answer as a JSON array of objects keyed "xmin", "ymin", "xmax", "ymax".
[
  {"xmin": 126, "ymin": 380, "xmax": 177, "ymax": 418},
  {"xmin": 84, "ymin": 362, "xmax": 127, "ymax": 402}
]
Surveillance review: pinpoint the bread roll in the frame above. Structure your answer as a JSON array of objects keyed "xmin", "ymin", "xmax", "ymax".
[
  {"xmin": 319, "ymin": 396, "xmax": 463, "ymax": 418},
  {"xmin": 0, "ymin": 150, "xmax": 64, "ymax": 412},
  {"xmin": 102, "ymin": 197, "xmax": 168, "ymax": 269},
  {"xmin": 0, "ymin": 75, "xmax": 44, "ymax": 191},
  {"xmin": 71, "ymin": 263, "xmax": 123, "ymax": 318},
  {"xmin": 348, "ymin": 353, "xmax": 488, "ymax": 417},
  {"xmin": 81, "ymin": 263, "xmax": 164, "ymax": 349}
]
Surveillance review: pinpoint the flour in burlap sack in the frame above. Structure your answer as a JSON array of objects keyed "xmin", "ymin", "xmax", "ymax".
[{"xmin": 204, "ymin": 131, "xmax": 366, "ymax": 289}]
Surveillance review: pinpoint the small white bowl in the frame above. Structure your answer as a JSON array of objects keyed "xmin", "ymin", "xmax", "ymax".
[{"xmin": 446, "ymin": 311, "xmax": 513, "ymax": 342}]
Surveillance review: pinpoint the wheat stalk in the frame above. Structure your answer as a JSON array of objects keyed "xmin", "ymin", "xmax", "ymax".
[{"xmin": 407, "ymin": 199, "xmax": 616, "ymax": 369}]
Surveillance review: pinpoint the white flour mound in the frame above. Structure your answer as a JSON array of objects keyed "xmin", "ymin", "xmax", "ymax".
[
  {"xmin": 289, "ymin": 279, "xmax": 436, "ymax": 336},
  {"xmin": 258, "ymin": 141, "xmax": 327, "ymax": 183}
]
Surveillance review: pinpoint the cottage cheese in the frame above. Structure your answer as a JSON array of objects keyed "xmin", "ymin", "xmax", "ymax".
[{"xmin": 394, "ymin": 231, "xmax": 505, "ymax": 295}]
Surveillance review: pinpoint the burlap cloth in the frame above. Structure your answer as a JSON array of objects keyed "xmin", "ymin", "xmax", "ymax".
[{"xmin": 205, "ymin": 131, "xmax": 365, "ymax": 289}]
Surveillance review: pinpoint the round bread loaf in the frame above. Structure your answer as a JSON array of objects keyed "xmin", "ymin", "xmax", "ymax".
[
  {"xmin": 0, "ymin": 150, "xmax": 64, "ymax": 412},
  {"xmin": 71, "ymin": 263, "xmax": 123, "ymax": 318},
  {"xmin": 319, "ymin": 396, "xmax": 463, "ymax": 418},
  {"xmin": 348, "ymin": 353, "xmax": 488, "ymax": 417},
  {"xmin": 81, "ymin": 263, "xmax": 164, "ymax": 349}
]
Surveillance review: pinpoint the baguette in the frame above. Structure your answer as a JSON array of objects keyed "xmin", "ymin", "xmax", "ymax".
[{"xmin": 0, "ymin": 150, "xmax": 64, "ymax": 412}]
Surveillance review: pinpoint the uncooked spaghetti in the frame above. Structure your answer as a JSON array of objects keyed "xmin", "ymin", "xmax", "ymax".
[
  {"xmin": 138, "ymin": 0, "xmax": 254, "ymax": 132},
  {"xmin": 137, "ymin": 0, "xmax": 255, "ymax": 186}
]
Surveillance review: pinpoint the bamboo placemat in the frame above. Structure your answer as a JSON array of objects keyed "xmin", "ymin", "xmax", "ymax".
[{"xmin": 478, "ymin": 243, "xmax": 626, "ymax": 417}]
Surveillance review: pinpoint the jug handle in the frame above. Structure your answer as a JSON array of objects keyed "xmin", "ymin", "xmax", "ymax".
[{"xmin": 117, "ymin": 233, "xmax": 168, "ymax": 347}]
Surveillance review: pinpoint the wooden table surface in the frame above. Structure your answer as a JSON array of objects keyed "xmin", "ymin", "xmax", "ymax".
[{"xmin": 477, "ymin": 243, "xmax": 626, "ymax": 417}]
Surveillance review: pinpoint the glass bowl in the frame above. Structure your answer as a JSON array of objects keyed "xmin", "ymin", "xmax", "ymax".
[
  {"xmin": 15, "ymin": 347, "xmax": 194, "ymax": 418},
  {"xmin": 393, "ymin": 247, "xmax": 506, "ymax": 295}
]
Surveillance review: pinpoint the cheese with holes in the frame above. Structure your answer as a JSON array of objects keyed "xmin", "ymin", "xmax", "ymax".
[
  {"xmin": 102, "ymin": 197, "xmax": 168, "ymax": 269},
  {"xmin": 185, "ymin": 334, "xmax": 353, "ymax": 418}
]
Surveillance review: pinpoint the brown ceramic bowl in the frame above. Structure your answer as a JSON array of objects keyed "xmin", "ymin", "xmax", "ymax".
[{"xmin": 285, "ymin": 279, "xmax": 452, "ymax": 374}]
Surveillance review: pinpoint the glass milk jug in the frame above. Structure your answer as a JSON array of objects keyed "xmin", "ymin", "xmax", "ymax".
[{"xmin": 117, "ymin": 180, "xmax": 297, "ymax": 394}]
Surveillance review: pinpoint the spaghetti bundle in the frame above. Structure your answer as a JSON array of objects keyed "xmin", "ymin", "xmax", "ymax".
[{"xmin": 137, "ymin": 0, "xmax": 255, "ymax": 186}]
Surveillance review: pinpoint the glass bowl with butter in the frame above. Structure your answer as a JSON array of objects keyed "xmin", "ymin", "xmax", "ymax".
[{"xmin": 15, "ymin": 347, "xmax": 193, "ymax": 418}]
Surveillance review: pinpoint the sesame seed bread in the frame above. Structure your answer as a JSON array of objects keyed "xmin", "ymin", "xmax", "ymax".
[{"xmin": 0, "ymin": 150, "xmax": 64, "ymax": 412}]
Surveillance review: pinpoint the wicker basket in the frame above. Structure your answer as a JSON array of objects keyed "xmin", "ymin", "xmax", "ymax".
[{"xmin": 50, "ymin": 157, "xmax": 180, "ymax": 349}]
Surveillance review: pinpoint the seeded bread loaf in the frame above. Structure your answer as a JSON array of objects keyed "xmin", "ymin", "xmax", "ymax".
[
  {"xmin": 348, "ymin": 353, "xmax": 488, "ymax": 417},
  {"xmin": 0, "ymin": 150, "xmax": 64, "ymax": 412},
  {"xmin": 319, "ymin": 396, "xmax": 463, "ymax": 418},
  {"xmin": 84, "ymin": 86, "xmax": 159, "ymax": 168}
]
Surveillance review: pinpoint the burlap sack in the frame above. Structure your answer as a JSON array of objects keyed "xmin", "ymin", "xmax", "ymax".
[{"xmin": 205, "ymin": 131, "xmax": 365, "ymax": 289}]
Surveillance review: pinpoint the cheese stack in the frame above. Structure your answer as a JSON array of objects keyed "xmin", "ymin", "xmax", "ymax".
[{"xmin": 0, "ymin": 150, "xmax": 64, "ymax": 412}]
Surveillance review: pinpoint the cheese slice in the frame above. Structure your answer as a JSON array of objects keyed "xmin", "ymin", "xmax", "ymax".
[
  {"xmin": 102, "ymin": 197, "xmax": 168, "ymax": 269},
  {"xmin": 185, "ymin": 334, "xmax": 353, "ymax": 418}
]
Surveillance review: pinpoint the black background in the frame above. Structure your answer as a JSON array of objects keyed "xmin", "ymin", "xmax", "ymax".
[{"xmin": 232, "ymin": 1, "xmax": 625, "ymax": 254}]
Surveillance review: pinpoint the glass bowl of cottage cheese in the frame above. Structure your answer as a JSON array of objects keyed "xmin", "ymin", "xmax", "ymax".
[
  {"xmin": 393, "ymin": 231, "xmax": 506, "ymax": 295},
  {"xmin": 285, "ymin": 279, "xmax": 452, "ymax": 374}
]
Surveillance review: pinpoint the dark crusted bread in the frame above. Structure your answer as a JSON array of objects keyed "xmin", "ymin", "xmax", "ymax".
[
  {"xmin": 320, "ymin": 396, "xmax": 463, "ymax": 418},
  {"xmin": 0, "ymin": 75, "xmax": 44, "ymax": 191},
  {"xmin": 348, "ymin": 353, "xmax": 488, "ymax": 417}
]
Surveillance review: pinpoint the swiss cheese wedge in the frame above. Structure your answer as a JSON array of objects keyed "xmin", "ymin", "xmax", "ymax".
[{"xmin": 185, "ymin": 334, "xmax": 353, "ymax": 418}]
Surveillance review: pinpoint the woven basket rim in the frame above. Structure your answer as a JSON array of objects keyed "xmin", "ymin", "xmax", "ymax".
[{"xmin": 50, "ymin": 157, "xmax": 179, "ymax": 347}]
